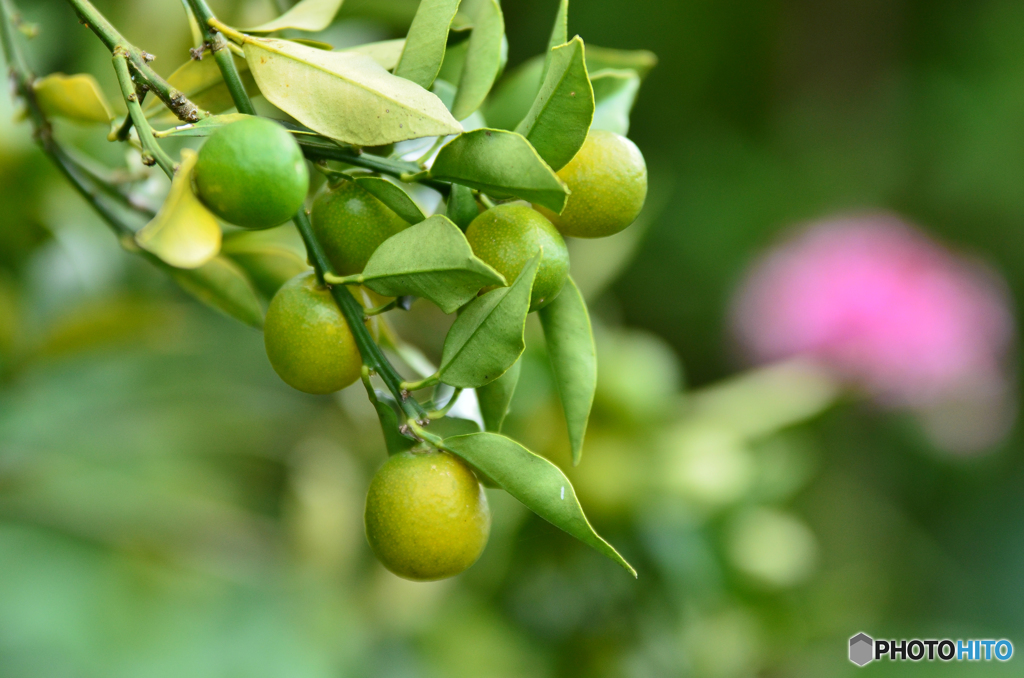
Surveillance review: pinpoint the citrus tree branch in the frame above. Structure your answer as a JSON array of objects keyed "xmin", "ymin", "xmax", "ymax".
[
  {"xmin": 292, "ymin": 210, "xmax": 428, "ymax": 422},
  {"xmin": 65, "ymin": 0, "xmax": 202, "ymax": 122},
  {"xmin": 112, "ymin": 49, "xmax": 176, "ymax": 177},
  {"xmin": 184, "ymin": 0, "xmax": 256, "ymax": 115}
]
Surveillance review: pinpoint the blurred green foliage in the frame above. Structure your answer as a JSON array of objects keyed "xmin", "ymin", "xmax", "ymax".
[{"xmin": 1, "ymin": 0, "xmax": 1023, "ymax": 676}]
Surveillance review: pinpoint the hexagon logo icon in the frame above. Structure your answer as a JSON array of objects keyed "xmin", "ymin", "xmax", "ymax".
[{"xmin": 849, "ymin": 633, "xmax": 874, "ymax": 666}]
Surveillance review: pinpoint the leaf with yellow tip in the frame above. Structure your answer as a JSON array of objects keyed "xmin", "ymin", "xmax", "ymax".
[{"xmin": 135, "ymin": 149, "xmax": 221, "ymax": 269}]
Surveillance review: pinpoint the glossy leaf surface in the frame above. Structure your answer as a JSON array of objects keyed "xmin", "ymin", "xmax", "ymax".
[
  {"xmin": 476, "ymin": 357, "xmax": 520, "ymax": 432},
  {"xmin": 539, "ymin": 277, "xmax": 596, "ymax": 465},
  {"xmin": 590, "ymin": 68, "xmax": 640, "ymax": 135},
  {"xmin": 163, "ymin": 256, "xmax": 264, "ymax": 328},
  {"xmin": 357, "ymin": 216, "xmax": 505, "ymax": 314},
  {"xmin": 438, "ymin": 255, "xmax": 537, "ymax": 388},
  {"xmin": 515, "ymin": 37, "xmax": 593, "ymax": 171},
  {"xmin": 442, "ymin": 432, "xmax": 636, "ymax": 576},
  {"xmin": 429, "ymin": 129, "xmax": 567, "ymax": 212}
]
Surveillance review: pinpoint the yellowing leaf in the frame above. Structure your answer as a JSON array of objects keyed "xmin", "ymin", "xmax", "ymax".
[
  {"xmin": 135, "ymin": 149, "xmax": 221, "ymax": 269},
  {"xmin": 243, "ymin": 37, "xmax": 462, "ymax": 146},
  {"xmin": 33, "ymin": 73, "xmax": 114, "ymax": 124},
  {"xmin": 241, "ymin": 0, "xmax": 345, "ymax": 33}
]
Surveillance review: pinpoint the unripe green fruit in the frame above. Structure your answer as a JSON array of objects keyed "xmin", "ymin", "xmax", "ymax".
[
  {"xmin": 364, "ymin": 449, "xmax": 490, "ymax": 581},
  {"xmin": 263, "ymin": 272, "xmax": 361, "ymax": 394},
  {"xmin": 194, "ymin": 117, "xmax": 309, "ymax": 230},
  {"xmin": 465, "ymin": 203, "xmax": 569, "ymax": 311},
  {"xmin": 309, "ymin": 180, "xmax": 408, "ymax": 276},
  {"xmin": 536, "ymin": 130, "xmax": 647, "ymax": 238}
]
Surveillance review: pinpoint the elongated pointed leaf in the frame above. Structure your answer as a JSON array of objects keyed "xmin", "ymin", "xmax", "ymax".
[
  {"xmin": 539, "ymin": 277, "xmax": 595, "ymax": 465},
  {"xmin": 135, "ymin": 149, "xmax": 221, "ymax": 269},
  {"xmin": 350, "ymin": 176, "xmax": 425, "ymax": 224},
  {"xmin": 590, "ymin": 68, "xmax": 640, "ymax": 135},
  {"xmin": 393, "ymin": 0, "xmax": 461, "ymax": 89},
  {"xmin": 162, "ymin": 256, "xmax": 264, "ymax": 328},
  {"xmin": 243, "ymin": 37, "xmax": 462, "ymax": 146},
  {"xmin": 145, "ymin": 55, "xmax": 258, "ymax": 125},
  {"xmin": 242, "ymin": 0, "xmax": 345, "ymax": 33},
  {"xmin": 516, "ymin": 37, "xmax": 593, "ymax": 171},
  {"xmin": 33, "ymin": 73, "xmax": 114, "ymax": 124},
  {"xmin": 430, "ymin": 129, "xmax": 568, "ymax": 212},
  {"xmin": 540, "ymin": 0, "xmax": 568, "ymax": 83},
  {"xmin": 358, "ymin": 215, "xmax": 505, "ymax": 313},
  {"xmin": 438, "ymin": 255, "xmax": 537, "ymax": 387},
  {"xmin": 476, "ymin": 357, "xmax": 520, "ymax": 432},
  {"xmin": 221, "ymin": 229, "xmax": 310, "ymax": 299},
  {"xmin": 442, "ymin": 432, "xmax": 636, "ymax": 576},
  {"xmin": 586, "ymin": 45, "xmax": 657, "ymax": 80},
  {"xmin": 445, "ymin": 183, "xmax": 478, "ymax": 230},
  {"xmin": 450, "ymin": 0, "xmax": 505, "ymax": 121},
  {"xmin": 346, "ymin": 38, "xmax": 406, "ymax": 71}
]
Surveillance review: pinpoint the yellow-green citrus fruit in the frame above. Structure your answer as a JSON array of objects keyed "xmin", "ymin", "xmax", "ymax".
[
  {"xmin": 263, "ymin": 272, "xmax": 361, "ymax": 394},
  {"xmin": 465, "ymin": 203, "xmax": 569, "ymax": 311},
  {"xmin": 364, "ymin": 449, "xmax": 490, "ymax": 581},
  {"xmin": 536, "ymin": 130, "xmax": 647, "ymax": 238},
  {"xmin": 194, "ymin": 117, "xmax": 309, "ymax": 230},
  {"xmin": 309, "ymin": 180, "xmax": 408, "ymax": 276}
]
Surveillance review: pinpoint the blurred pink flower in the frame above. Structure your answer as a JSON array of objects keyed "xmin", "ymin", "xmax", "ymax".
[{"xmin": 731, "ymin": 214, "xmax": 1016, "ymax": 450}]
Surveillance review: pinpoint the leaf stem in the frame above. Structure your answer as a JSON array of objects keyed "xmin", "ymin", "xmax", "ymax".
[
  {"xmin": 293, "ymin": 209, "xmax": 428, "ymax": 421},
  {"xmin": 427, "ymin": 388, "xmax": 462, "ymax": 419},
  {"xmin": 322, "ymin": 272, "xmax": 362, "ymax": 285},
  {"xmin": 363, "ymin": 300, "xmax": 398, "ymax": 317},
  {"xmin": 112, "ymin": 50, "xmax": 176, "ymax": 178},
  {"xmin": 65, "ymin": 0, "xmax": 202, "ymax": 122},
  {"xmin": 401, "ymin": 374, "xmax": 440, "ymax": 392},
  {"xmin": 184, "ymin": 1, "xmax": 256, "ymax": 115}
]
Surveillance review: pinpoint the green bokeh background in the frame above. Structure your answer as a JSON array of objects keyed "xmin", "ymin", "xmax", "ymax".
[{"xmin": 1, "ymin": 0, "xmax": 1023, "ymax": 676}]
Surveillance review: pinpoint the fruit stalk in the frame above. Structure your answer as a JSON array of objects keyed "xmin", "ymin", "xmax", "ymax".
[
  {"xmin": 112, "ymin": 49, "xmax": 176, "ymax": 177},
  {"xmin": 292, "ymin": 210, "xmax": 428, "ymax": 423}
]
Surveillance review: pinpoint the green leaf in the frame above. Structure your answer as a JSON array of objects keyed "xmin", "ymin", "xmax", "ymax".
[
  {"xmin": 135, "ymin": 149, "xmax": 221, "ymax": 269},
  {"xmin": 163, "ymin": 256, "xmax": 265, "ymax": 328},
  {"xmin": 426, "ymin": 416, "xmax": 480, "ymax": 438},
  {"xmin": 369, "ymin": 390, "xmax": 417, "ymax": 454},
  {"xmin": 585, "ymin": 45, "xmax": 657, "ymax": 80},
  {"xmin": 481, "ymin": 55, "xmax": 544, "ymax": 130},
  {"xmin": 241, "ymin": 0, "xmax": 345, "ymax": 33},
  {"xmin": 145, "ymin": 55, "xmax": 258, "ymax": 125},
  {"xmin": 442, "ymin": 432, "xmax": 636, "ymax": 576},
  {"xmin": 393, "ymin": 0, "xmax": 462, "ymax": 89},
  {"xmin": 429, "ymin": 129, "xmax": 568, "ymax": 212},
  {"xmin": 438, "ymin": 254, "xmax": 537, "ymax": 388},
  {"xmin": 445, "ymin": 183, "xmax": 479, "ymax": 230},
  {"xmin": 476, "ymin": 357, "xmax": 520, "ymax": 432},
  {"xmin": 436, "ymin": 39, "xmax": 468, "ymax": 88},
  {"xmin": 348, "ymin": 175, "xmax": 425, "ymax": 224},
  {"xmin": 515, "ymin": 37, "xmax": 593, "ymax": 171},
  {"xmin": 539, "ymin": 277, "xmax": 595, "ymax": 465},
  {"xmin": 450, "ymin": 0, "xmax": 505, "ymax": 121},
  {"xmin": 346, "ymin": 38, "xmax": 406, "ymax": 71},
  {"xmin": 590, "ymin": 68, "xmax": 640, "ymax": 135},
  {"xmin": 155, "ymin": 112, "xmax": 250, "ymax": 138},
  {"xmin": 220, "ymin": 229, "xmax": 310, "ymax": 299},
  {"xmin": 33, "ymin": 73, "xmax": 114, "ymax": 124},
  {"xmin": 357, "ymin": 215, "xmax": 505, "ymax": 314},
  {"xmin": 540, "ymin": 0, "xmax": 568, "ymax": 83},
  {"xmin": 243, "ymin": 36, "xmax": 462, "ymax": 147}
]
